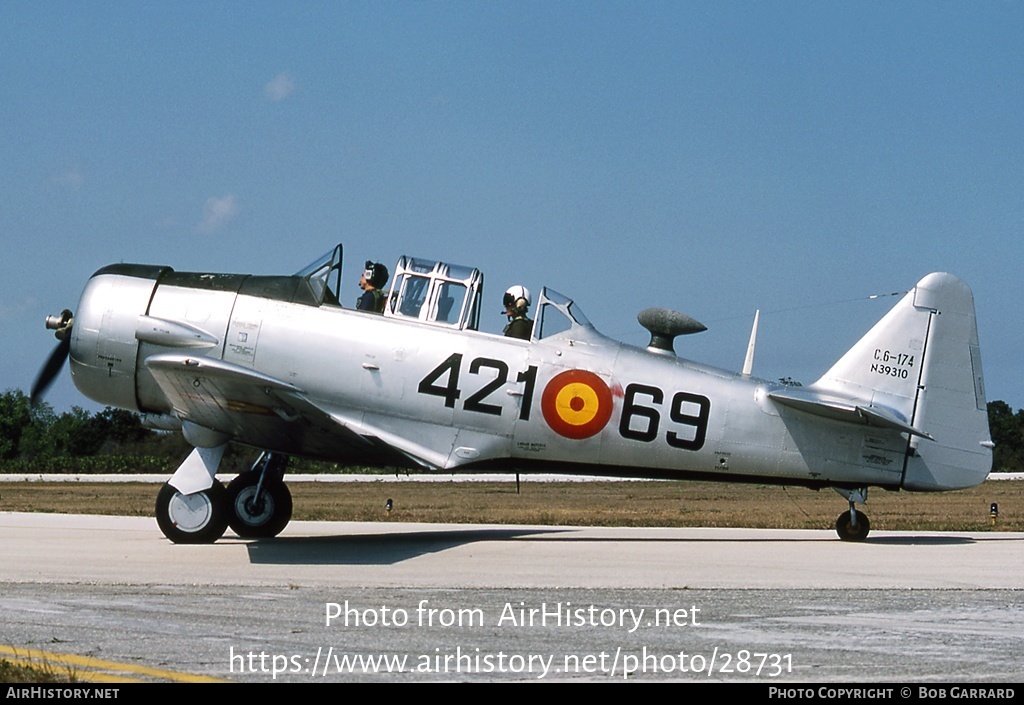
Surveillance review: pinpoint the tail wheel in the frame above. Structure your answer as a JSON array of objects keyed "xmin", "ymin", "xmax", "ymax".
[
  {"xmin": 226, "ymin": 472, "xmax": 293, "ymax": 538},
  {"xmin": 155, "ymin": 481, "xmax": 229, "ymax": 544},
  {"xmin": 835, "ymin": 510, "xmax": 870, "ymax": 541}
]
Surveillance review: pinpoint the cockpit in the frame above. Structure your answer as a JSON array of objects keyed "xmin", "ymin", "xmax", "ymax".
[
  {"xmin": 386, "ymin": 256, "xmax": 484, "ymax": 330},
  {"xmin": 295, "ymin": 244, "xmax": 344, "ymax": 307},
  {"xmin": 530, "ymin": 288, "xmax": 595, "ymax": 341},
  {"xmin": 297, "ymin": 243, "xmax": 595, "ymax": 341}
]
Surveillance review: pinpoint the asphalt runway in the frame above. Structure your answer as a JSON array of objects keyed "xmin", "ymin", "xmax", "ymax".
[{"xmin": 1, "ymin": 512, "xmax": 1021, "ymax": 683}]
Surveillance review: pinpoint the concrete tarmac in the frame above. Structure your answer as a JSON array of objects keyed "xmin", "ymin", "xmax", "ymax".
[{"xmin": 1, "ymin": 512, "xmax": 1021, "ymax": 683}]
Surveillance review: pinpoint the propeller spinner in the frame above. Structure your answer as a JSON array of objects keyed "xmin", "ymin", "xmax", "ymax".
[{"xmin": 31, "ymin": 309, "xmax": 74, "ymax": 404}]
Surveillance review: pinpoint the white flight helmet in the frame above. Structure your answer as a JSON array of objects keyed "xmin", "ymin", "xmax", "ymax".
[{"xmin": 502, "ymin": 285, "xmax": 531, "ymax": 313}]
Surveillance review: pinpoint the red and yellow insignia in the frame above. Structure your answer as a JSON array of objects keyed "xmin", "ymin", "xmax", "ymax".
[{"xmin": 541, "ymin": 370, "xmax": 614, "ymax": 439}]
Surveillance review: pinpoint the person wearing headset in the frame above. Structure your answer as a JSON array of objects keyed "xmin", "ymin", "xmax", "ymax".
[
  {"xmin": 502, "ymin": 285, "xmax": 533, "ymax": 340},
  {"xmin": 357, "ymin": 260, "xmax": 389, "ymax": 313}
]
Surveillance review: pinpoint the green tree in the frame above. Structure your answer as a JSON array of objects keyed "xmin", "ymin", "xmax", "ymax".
[
  {"xmin": 0, "ymin": 390, "xmax": 45, "ymax": 459},
  {"xmin": 90, "ymin": 407, "xmax": 152, "ymax": 448},
  {"xmin": 988, "ymin": 400, "xmax": 1024, "ymax": 473},
  {"xmin": 1, "ymin": 391, "xmax": 158, "ymax": 461},
  {"xmin": 50, "ymin": 407, "xmax": 106, "ymax": 456},
  {"xmin": 15, "ymin": 403, "xmax": 58, "ymax": 458}
]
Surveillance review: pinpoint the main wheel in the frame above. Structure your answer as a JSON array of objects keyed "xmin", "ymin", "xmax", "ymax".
[
  {"xmin": 155, "ymin": 481, "xmax": 229, "ymax": 544},
  {"xmin": 835, "ymin": 510, "xmax": 870, "ymax": 541},
  {"xmin": 226, "ymin": 472, "xmax": 293, "ymax": 538}
]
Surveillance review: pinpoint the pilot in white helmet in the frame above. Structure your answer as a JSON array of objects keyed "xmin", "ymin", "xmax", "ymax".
[{"xmin": 502, "ymin": 285, "xmax": 533, "ymax": 340}]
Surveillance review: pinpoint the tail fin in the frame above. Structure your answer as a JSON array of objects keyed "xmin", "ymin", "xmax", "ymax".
[{"xmin": 811, "ymin": 272, "xmax": 991, "ymax": 490}]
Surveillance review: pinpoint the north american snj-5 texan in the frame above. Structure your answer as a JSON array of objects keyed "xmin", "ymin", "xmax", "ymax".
[{"xmin": 33, "ymin": 243, "xmax": 992, "ymax": 543}]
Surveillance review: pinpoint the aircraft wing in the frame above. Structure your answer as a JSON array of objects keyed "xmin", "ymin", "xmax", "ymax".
[
  {"xmin": 271, "ymin": 392, "xmax": 453, "ymax": 471},
  {"xmin": 298, "ymin": 403, "xmax": 514, "ymax": 472},
  {"xmin": 144, "ymin": 354, "xmax": 408, "ymax": 465},
  {"xmin": 768, "ymin": 387, "xmax": 934, "ymax": 440},
  {"xmin": 144, "ymin": 354, "xmax": 504, "ymax": 470}
]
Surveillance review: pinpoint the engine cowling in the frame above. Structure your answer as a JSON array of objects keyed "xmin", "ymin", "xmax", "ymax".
[{"xmin": 69, "ymin": 264, "xmax": 170, "ymax": 411}]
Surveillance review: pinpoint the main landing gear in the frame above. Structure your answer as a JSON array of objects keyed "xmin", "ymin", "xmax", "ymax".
[
  {"xmin": 155, "ymin": 452, "xmax": 292, "ymax": 543},
  {"xmin": 834, "ymin": 488, "xmax": 870, "ymax": 541},
  {"xmin": 155, "ymin": 481, "xmax": 229, "ymax": 544},
  {"xmin": 226, "ymin": 453, "xmax": 293, "ymax": 539}
]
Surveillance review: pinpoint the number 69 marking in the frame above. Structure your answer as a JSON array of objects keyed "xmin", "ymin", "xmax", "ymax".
[{"xmin": 619, "ymin": 383, "xmax": 710, "ymax": 451}]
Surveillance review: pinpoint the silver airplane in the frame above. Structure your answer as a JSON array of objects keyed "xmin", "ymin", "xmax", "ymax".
[{"xmin": 33, "ymin": 244, "xmax": 992, "ymax": 543}]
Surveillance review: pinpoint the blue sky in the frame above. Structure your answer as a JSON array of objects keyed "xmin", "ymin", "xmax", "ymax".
[{"xmin": 3, "ymin": 1, "xmax": 1022, "ymax": 413}]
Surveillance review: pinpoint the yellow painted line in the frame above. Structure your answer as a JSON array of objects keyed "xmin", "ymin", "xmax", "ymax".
[
  {"xmin": 2, "ymin": 656, "xmax": 142, "ymax": 683},
  {"xmin": 0, "ymin": 646, "xmax": 226, "ymax": 683}
]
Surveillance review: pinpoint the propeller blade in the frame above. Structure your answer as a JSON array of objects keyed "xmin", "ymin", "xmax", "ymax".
[{"xmin": 30, "ymin": 335, "xmax": 71, "ymax": 405}]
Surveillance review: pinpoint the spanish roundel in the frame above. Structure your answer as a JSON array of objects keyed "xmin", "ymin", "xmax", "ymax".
[{"xmin": 541, "ymin": 369, "xmax": 614, "ymax": 439}]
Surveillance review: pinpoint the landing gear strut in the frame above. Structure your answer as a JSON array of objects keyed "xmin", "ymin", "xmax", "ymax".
[
  {"xmin": 226, "ymin": 452, "xmax": 293, "ymax": 538},
  {"xmin": 834, "ymin": 488, "xmax": 870, "ymax": 541}
]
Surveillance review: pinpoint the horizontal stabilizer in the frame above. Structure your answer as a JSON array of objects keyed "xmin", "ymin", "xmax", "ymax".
[{"xmin": 769, "ymin": 388, "xmax": 933, "ymax": 439}]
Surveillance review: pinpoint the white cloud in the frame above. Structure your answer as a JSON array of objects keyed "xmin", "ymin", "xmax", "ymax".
[
  {"xmin": 197, "ymin": 194, "xmax": 239, "ymax": 233},
  {"xmin": 264, "ymin": 72, "xmax": 295, "ymax": 102}
]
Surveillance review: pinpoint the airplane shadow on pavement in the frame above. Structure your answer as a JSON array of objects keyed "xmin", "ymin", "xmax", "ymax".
[
  {"xmin": 240, "ymin": 527, "xmax": 988, "ymax": 566},
  {"xmin": 242, "ymin": 527, "xmax": 565, "ymax": 565}
]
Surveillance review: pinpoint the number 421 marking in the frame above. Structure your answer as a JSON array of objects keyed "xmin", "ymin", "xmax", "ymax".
[{"xmin": 418, "ymin": 353, "xmax": 538, "ymax": 420}]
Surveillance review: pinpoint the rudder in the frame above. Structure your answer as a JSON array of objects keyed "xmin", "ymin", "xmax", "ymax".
[{"xmin": 902, "ymin": 273, "xmax": 991, "ymax": 490}]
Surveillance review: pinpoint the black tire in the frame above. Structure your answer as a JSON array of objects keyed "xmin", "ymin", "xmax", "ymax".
[
  {"xmin": 226, "ymin": 472, "xmax": 293, "ymax": 538},
  {"xmin": 155, "ymin": 481, "xmax": 229, "ymax": 544},
  {"xmin": 835, "ymin": 510, "xmax": 870, "ymax": 541}
]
